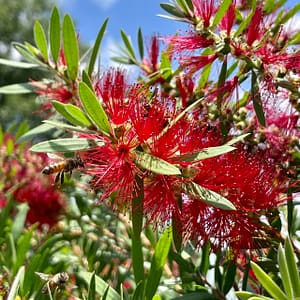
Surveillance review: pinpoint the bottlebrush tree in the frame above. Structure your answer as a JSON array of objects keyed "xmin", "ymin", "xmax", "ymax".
[{"xmin": 0, "ymin": 0, "xmax": 300, "ymax": 299}]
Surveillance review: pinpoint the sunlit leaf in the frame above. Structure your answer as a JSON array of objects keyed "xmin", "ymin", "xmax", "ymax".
[
  {"xmin": 65, "ymin": 103, "xmax": 93, "ymax": 127},
  {"xmin": 120, "ymin": 29, "xmax": 136, "ymax": 59},
  {"xmin": 182, "ymin": 181, "xmax": 236, "ymax": 210},
  {"xmin": 7, "ymin": 266, "xmax": 25, "ymax": 300},
  {"xmin": 0, "ymin": 58, "xmax": 38, "ymax": 69},
  {"xmin": 30, "ymin": 138, "xmax": 97, "ymax": 152},
  {"xmin": 34, "ymin": 20, "xmax": 48, "ymax": 61},
  {"xmin": 160, "ymin": 3, "xmax": 186, "ymax": 18},
  {"xmin": 42, "ymin": 120, "xmax": 95, "ymax": 134},
  {"xmin": 49, "ymin": 6, "xmax": 60, "ymax": 63},
  {"xmin": 134, "ymin": 150, "xmax": 181, "ymax": 175},
  {"xmin": 87, "ymin": 272, "xmax": 96, "ymax": 300},
  {"xmin": 78, "ymin": 82, "xmax": 111, "ymax": 135},
  {"xmin": 63, "ymin": 14, "xmax": 79, "ymax": 81},
  {"xmin": 250, "ymin": 262, "xmax": 288, "ymax": 300},
  {"xmin": 0, "ymin": 83, "xmax": 34, "ymax": 94},
  {"xmin": 226, "ymin": 133, "xmax": 250, "ymax": 145},
  {"xmin": 88, "ymin": 18, "xmax": 108, "ymax": 76},
  {"xmin": 278, "ymin": 244, "xmax": 293, "ymax": 299},
  {"xmin": 212, "ymin": 0, "xmax": 233, "ymax": 29}
]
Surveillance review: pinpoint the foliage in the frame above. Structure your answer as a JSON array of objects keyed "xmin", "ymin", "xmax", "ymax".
[{"xmin": 0, "ymin": 0, "xmax": 300, "ymax": 299}]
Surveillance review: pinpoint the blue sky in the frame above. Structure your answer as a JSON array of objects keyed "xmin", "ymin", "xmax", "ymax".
[{"xmin": 56, "ymin": 0, "xmax": 300, "ymax": 69}]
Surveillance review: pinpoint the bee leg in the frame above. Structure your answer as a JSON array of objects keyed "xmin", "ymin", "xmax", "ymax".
[
  {"xmin": 61, "ymin": 171, "xmax": 64, "ymax": 184},
  {"xmin": 55, "ymin": 172, "xmax": 61, "ymax": 184}
]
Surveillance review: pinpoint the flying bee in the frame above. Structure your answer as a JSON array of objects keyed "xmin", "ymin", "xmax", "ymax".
[
  {"xmin": 35, "ymin": 271, "xmax": 69, "ymax": 294},
  {"xmin": 42, "ymin": 154, "xmax": 84, "ymax": 184}
]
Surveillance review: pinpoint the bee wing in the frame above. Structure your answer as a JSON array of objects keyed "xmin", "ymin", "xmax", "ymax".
[
  {"xmin": 35, "ymin": 272, "xmax": 51, "ymax": 281},
  {"xmin": 47, "ymin": 153, "xmax": 64, "ymax": 161}
]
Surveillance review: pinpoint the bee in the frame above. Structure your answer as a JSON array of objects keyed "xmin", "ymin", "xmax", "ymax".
[
  {"xmin": 35, "ymin": 271, "xmax": 69, "ymax": 294},
  {"xmin": 42, "ymin": 154, "xmax": 84, "ymax": 184}
]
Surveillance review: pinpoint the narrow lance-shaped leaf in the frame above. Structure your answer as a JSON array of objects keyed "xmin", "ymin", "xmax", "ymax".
[
  {"xmin": 120, "ymin": 29, "xmax": 136, "ymax": 60},
  {"xmin": 251, "ymin": 71, "xmax": 266, "ymax": 126},
  {"xmin": 49, "ymin": 6, "xmax": 61, "ymax": 63},
  {"xmin": 134, "ymin": 150, "xmax": 181, "ymax": 175},
  {"xmin": 82, "ymin": 69, "xmax": 94, "ymax": 90},
  {"xmin": 34, "ymin": 21, "xmax": 48, "ymax": 61},
  {"xmin": 160, "ymin": 3, "xmax": 186, "ymax": 18},
  {"xmin": 88, "ymin": 18, "xmax": 109, "ymax": 76},
  {"xmin": 78, "ymin": 81, "xmax": 111, "ymax": 135},
  {"xmin": 65, "ymin": 104, "xmax": 93, "ymax": 127},
  {"xmin": 137, "ymin": 27, "xmax": 144, "ymax": 59},
  {"xmin": 12, "ymin": 42, "xmax": 43, "ymax": 65},
  {"xmin": 250, "ymin": 262, "xmax": 288, "ymax": 300},
  {"xmin": 87, "ymin": 272, "xmax": 96, "ymax": 300},
  {"xmin": 0, "ymin": 83, "xmax": 34, "ymax": 94},
  {"xmin": 278, "ymin": 244, "xmax": 293, "ymax": 299},
  {"xmin": 226, "ymin": 133, "xmax": 250, "ymax": 145},
  {"xmin": 212, "ymin": 0, "xmax": 233, "ymax": 29},
  {"xmin": 7, "ymin": 266, "xmax": 25, "ymax": 300},
  {"xmin": 182, "ymin": 181, "xmax": 236, "ymax": 210},
  {"xmin": 63, "ymin": 14, "xmax": 79, "ymax": 81},
  {"xmin": 0, "ymin": 58, "xmax": 38, "ymax": 69},
  {"xmin": 145, "ymin": 227, "xmax": 173, "ymax": 300},
  {"xmin": 284, "ymin": 236, "xmax": 300, "ymax": 297},
  {"xmin": 42, "ymin": 120, "xmax": 96, "ymax": 134},
  {"xmin": 52, "ymin": 100, "xmax": 90, "ymax": 127},
  {"xmin": 30, "ymin": 138, "xmax": 97, "ymax": 153}
]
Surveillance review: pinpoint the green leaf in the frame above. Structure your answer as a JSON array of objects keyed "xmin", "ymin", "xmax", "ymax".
[
  {"xmin": 235, "ymin": 2, "xmax": 257, "ymax": 37},
  {"xmin": 175, "ymin": 145, "xmax": 236, "ymax": 162},
  {"xmin": 250, "ymin": 262, "xmax": 288, "ymax": 300},
  {"xmin": 34, "ymin": 20, "xmax": 48, "ymax": 61},
  {"xmin": 284, "ymin": 237, "xmax": 300, "ymax": 297},
  {"xmin": 42, "ymin": 120, "xmax": 95, "ymax": 134},
  {"xmin": 137, "ymin": 27, "xmax": 144, "ymax": 59},
  {"xmin": 235, "ymin": 291, "xmax": 272, "ymax": 300},
  {"xmin": 63, "ymin": 14, "xmax": 79, "ymax": 81},
  {"xmin": 11, "ymin": 203, "xmax": 29, "ymax": 240},
  {"xmin": 12, "ymin": 42, "xmax": 44, "ymax": 65},
  {"xmin": 88, "ymin": 18, "xmax": 109, "ymax": 76},
  {"xmin": 134, "ymin": 150, "xmax": 181, "ymax": 175},
  {"xmin": 120, "ymin": 29, "xmax": 136, "ymax": 59},
  {"xmin": 78, "ymin": 82, "xmax": 111, "ymax": 135},
  {"xmin": 226, "ymin": 133, "xmax": 250, "ymax": 145},
  {"xmin": 182, "ymin": 181, "xmax": 236, "ymax": 210},
  {"xmin": 145, "ymin": 227, "xmax": 172, "ymax": 300},
  {"xmin": 65, "ymin": 104, "xmax": 93, "ymax": 126},
  {"xmin": 87, "ymin": 272, "xmax": 96, "ymax": 300},
  {"xmin": 30, "ymin": 138, "xmax": 97, "ymax": 152},
  {"xmin": 278, "ymin": 243, "xmax": 293, "ymax": 299},
  {"xmin": 7, "ymin": 266, "xmax": 25, "ymax": 300},
  {"xmin": 49, "ymin": 7, "xmax": 61, "ymax": 63},
  {"xmin": 222, "ymin": 264, "xmax": 236, "ymax": 295},
  {"xmin": 160, "ymin": 3, "xmax": 186, "ymax": 18},
  {"xmin": 0, "ymin": 58, "xmax": 38, "ymax": 69},
  {"xmin": 0, "ymin": 83, "xmax": 34, "ymax": 94},
  {"xmin": 212, "ymin": 0, "xmax": 233, "ymax": 29},
  {"xmin": 160, "ymin": 51, "xmax": 172, "ymax": 81},
  {"xmin": 79, "ymin": 270, "xmax": 120, "ymax": 299},
  {"xmin": 82, "ymin": 69, "xmax": 94, "ymax": 90},
  {"xmin": 17, "ymin": 123, "xmax": 55, "ymax": 144},
  {"xmin": 251, "ymin": 71, "xmax": 266, "ymax": 126}
]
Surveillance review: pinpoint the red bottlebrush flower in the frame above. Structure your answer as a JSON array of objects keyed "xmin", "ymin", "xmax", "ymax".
[
  {"xmin": 30, "ymin": 80, "xmax": 73, "ymax": 111},
  {"xmin": 163, "ymin": 33, "xmax": 214, "ymax": 54},
  {"xmin": 94, "ymin": 68, "xmax": 133, "ymax": 126},
  {"xmin": 246, "ymin": 5, "xmax": 265, "ymax": 46},
  {"xmin": 192, "ymin": 0, "xmax": 216, "ymax": 28},
  {"xmin": 81, "ymin": 133, "xmax": 140, "ymax": 208},
  {"xmin": 13, "ymin": 178, "xmax": 65, "ymax": 227},
  {"xmin": 180, "ymin": 147, "xmax": 288, "ymax": 253},
  {"xmin": 179, "ymin": 53, "xmax": 218, "ymax": 75},
  {"xmin": 219, "ymin": 1, "xmax": 236, "ymax": 36},
  {"xmin": 141, "ymin": 35, "xmax": 160, "ymax": 75},
  {"xmin": 176, "ymin": 74, "xmax": 195, "ymax": 107}
]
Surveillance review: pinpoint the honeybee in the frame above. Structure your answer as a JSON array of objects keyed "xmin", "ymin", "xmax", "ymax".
[
  {"xmin": 35, "ymin": 271, "xmax": 69, "ymax": 294},
  {"xmin": 42, "ymin": 154, "xmax": 84, "ymax": 184}
]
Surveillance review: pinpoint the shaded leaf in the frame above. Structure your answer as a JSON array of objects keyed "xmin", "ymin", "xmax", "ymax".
[
  {"xmin": 17, "ymin": 123, "xmax": 55, "ymax": 144},
  {"xmin": 30, "ymin": 138, "xmax": 97, "ymax": 152},
  {"xmin": 145, "ymin": 227, "xmax": 172, "ymax": 300},
  {"xmin": 134, "ymin": 150, "xmax": 181, "ymax": 175},
  {"xmin": 137, "ymin": 27, "xmax": 144, "ymax": 59},
  {"xmin": 182, "ymin": 181, "xmax": 236, "ymax": 210},
  {"xmin": 120, "ymin": 29, "xmax": 136, "ymax": 59},
  {"xmin": 251, "ymin": 71, "xmax": 265, "ymax": 126},
  {"xmin": 42, "ymin": 120, "xmax": 95, "ymax": 134},
  {"xmin": 160, "ymin": 3, "xmax": 186, "ymax": 18}
]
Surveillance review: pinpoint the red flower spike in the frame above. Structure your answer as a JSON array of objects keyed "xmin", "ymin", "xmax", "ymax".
[
  {"xmin": 219, "ymin": 1, "xmax": 236, "ymax": 36},
  {"xmin": 141, "ymin": 35, "xmax": 160, "ymax": 75},
  {"xmin": 94, "ymin": 68, "xmax": 133, "ymax": 126},
  {"xmin": 192, "ymin": 0, "xmax": 216, "ymax": 28},
  {"xmin": 246, "ymin": 5, "xmax": 265, "ymax": 46},
  {"xmin": 81, "ymin": 133, "xmax": 140, "ymax": 208}
]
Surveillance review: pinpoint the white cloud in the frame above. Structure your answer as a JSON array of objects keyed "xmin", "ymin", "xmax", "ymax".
[{"xmin": 91, "ymin": 0, "xmax": 118, "ymax": 10}]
